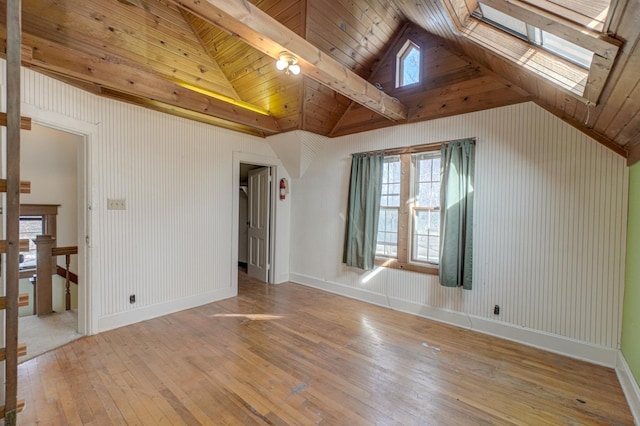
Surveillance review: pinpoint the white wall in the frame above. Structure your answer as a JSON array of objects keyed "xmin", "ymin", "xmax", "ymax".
[
  {"xmin": 18, "ymin": 123, "xmax": 81, "ymax": 316},
  {"xmin": 3, "ymin": 62, "xmax": 290, "ymax": 333},
  {"xmin": 289, "ymin": 102, "xmax": 628, "ymax": 366},
  {"xmin": 21, "ymin": 123, "xmax": 80, "ymax": 248}
]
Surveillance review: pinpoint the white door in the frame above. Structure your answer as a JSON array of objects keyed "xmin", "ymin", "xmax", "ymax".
[{"xmin": 247, "ymin": 167, "xmax": 270, "ymax": 282}]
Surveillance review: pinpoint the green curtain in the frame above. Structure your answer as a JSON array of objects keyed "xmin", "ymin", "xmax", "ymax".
[
  {"xmin": 343, "ymin": 152, "xmax": 384, "ymax": 270},
  {"xmin": 439, "ymin": 139, "xmax": 474, "ymax": 289}
]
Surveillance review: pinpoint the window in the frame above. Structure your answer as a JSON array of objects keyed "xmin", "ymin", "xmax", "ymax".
[
  {"xmin": 18, "ymin": 204, "xmax": 59, "ymax": 278},
  {"xmin": 439, "ymin": 0, "xmax": 620, "ymax": 104},
  {"xmin": 377, "ymin": 157, "xmax": 401, "ymax": 257},
  {"xmin": 375, "ymin": 148, "xmax": 440, "ymax": 274},
  {"xmin": 475, "ymin": 3, "xmax": 594, "ymax": 69},
  {"xmin": 412, "ymin": 152, "xmax": 441, "ymax": 264},
  {"xmin": 19, "ymin": 216, "xmax": 43, "ymax": 270},
  {"xmin": 396, "ymin": 40, "xmax": 421, "ymax": 88}
]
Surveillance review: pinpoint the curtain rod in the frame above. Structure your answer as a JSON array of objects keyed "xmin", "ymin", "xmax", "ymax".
[{"xmin": 353, "ymin": 137, "xmax": 476, "ymax": 157}]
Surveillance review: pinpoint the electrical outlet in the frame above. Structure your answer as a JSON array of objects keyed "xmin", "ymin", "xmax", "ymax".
[
  {"xmin": 107, "ymin": 198, "xmax": 126, "ymax": 210},
  {"xmin": 494, "ymin": 305, "xmax": 500, "ymax": 315},
  {"xmin": 130, "ymin": 294, "xmax": 136, "ymax": 304}
]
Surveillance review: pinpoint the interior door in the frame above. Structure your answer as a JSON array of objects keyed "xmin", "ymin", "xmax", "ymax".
[{"xmin": 247, "ymin": 167, "xmax": 270, "ymax": 282}]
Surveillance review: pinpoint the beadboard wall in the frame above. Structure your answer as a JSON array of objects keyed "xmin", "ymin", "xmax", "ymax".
[
  {"xmin": 289, "ymin": 102, "xmax": 629, "ymax": 366},
  {"xmin": 1, "ymin": 62, "xmax": 289, "ymax": 334}
]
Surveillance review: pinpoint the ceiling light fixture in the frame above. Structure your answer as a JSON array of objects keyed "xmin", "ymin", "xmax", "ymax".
[{"xmin": 275, "ymin": 52, "xmax": 301, "ymax": 75}]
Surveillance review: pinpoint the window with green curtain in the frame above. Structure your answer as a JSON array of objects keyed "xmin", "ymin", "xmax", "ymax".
[
  {"xmin": 439, "ymin": 139, "xmax": 475, "ymax": 289},
  {"xmin": 343, "ymin": 151, "xmax": 384, "ymax": 270}
]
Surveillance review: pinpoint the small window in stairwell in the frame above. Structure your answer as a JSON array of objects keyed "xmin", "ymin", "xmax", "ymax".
[
  {"xmin": 396, "ymin": 40, "xmax": 421, "ymax": 88},
  {"xmin": 18, "ymin": 204, "xmax": 59, "ymax": 277},
  {"xmin": 19, "ymin": 216, "xmax": 43, "ymax": 270}
]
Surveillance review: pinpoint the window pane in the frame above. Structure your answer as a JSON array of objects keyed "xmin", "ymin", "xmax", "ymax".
[
  {"xmin": 429, "ymin": 211, "xmax": 440, "ymax": 235},
  {"xmin": 378, "ymin": 157, "xmax": 400, "ymax": 258},
  {"xmin": 542, "ymin": 31, "xmax": 593, "ymax": 68},
  {"xmin": 414, "ymin": 153, "xmax": 441, "ymax": 208},
  {"xmin": 376, "ymin": 207, "xmax": 398, "ymax": 257},
  {"xmin": 428, "ymin": 237, "xmax": 440, "ymax": 263},
  {"xmin": 431, "ymin": 157, "xmax": 441, "ymax": 180},
  {"xmin": 385, "ymin": 209, "xmax": 398, "ymax": 231},
  {"xmin": 19, "ymin": 216, "xmax": 43, "ymax": 269},
  {"xmin": 414, "ymin": 235, "xmax": 428, "ymax": 261},
  {"xmin": 412, "ymin": 151, "xmax": 441, "ymax": 264},
  {"xmin": 419, "ymin": 159, "xmax": 431, "ymax": 181},
  {"xmin": 415, "ymin": 209, "xmax": 428, "ymax": 234},
  {"xmin": 385, "ymin": 156, "xmax": 400, "ymax": 183},
  {"xmin": 396, "ymin": 41, "xmax": 421, "ymax": 88},
  {"xmin": 479, "ymin": 4, "xmax": 527, "ymax": 36},
  {"xmin": 402, "ymin": 46, "xmax": 420, "ymax": 86}
]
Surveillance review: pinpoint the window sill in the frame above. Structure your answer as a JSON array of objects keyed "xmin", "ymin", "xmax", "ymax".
[
  {"xmin": 19, "ymin": 269, "xmax": 36, "ymax": 279},
  {"xmin": 375, "ymin": 258, "xmax": 439, "ymax": 276}
]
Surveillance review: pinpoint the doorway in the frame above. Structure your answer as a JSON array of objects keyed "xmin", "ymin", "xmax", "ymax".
[
  {"xmin": 17, "ymin": 123, "xmax": 84, "ymax": 361},
  {"xmin": 238, "ymin": 163, "xmax": 274, "ymax": 284}
]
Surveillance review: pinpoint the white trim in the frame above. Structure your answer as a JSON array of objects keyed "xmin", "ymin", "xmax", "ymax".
[
  {"xmin": 617, "ymin": 351, "xmax": 640, "ymax": 425},
  {"xmin": 97, "ymin": 286, "xmax": 236, "ymax": 332},
  {"xmin": 231, "ymin": 152, "xmax": 283, "ymax": 291},
  {"xmin": 290, "ymin": 272, "xmax": 619, "ymax": 367},
  {"xmin": 20, "ymin": 103, "xmax": 99, "ymax": 336}
]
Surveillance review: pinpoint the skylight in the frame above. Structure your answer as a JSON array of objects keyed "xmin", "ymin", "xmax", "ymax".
[
  {"xmin": 476, "ymin": 3, "xmax": 594, "ymax": 68},
  {"xmin": 440, "ymin": 0, "xmax": 620, "ymax": 104}
]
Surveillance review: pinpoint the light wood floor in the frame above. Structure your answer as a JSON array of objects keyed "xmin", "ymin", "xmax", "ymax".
[{"xmin": 10, "ymin": 270, "xmax": 634, "ymax": 425}]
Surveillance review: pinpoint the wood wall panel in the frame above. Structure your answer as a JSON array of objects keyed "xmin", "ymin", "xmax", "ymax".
[
  {"xmin": 333, "ymin": 25, "xmax": 528, "ymax": 136},
  {"xmin": 184, "ymin": 6, "xmax": 302, "ymax": 132},
  {"xmin": 301, "ymin": 0, "xmax": 405, "ymax": 134},
  {"xmin": 306, "ymin": 0, "xmax": 403, "ymax": 76},
  {"xmin": 5, "ymin": 0, "xmax": 240, "ymax": 99},
  {"xmin": 290, "ymin": 102, "xmax": 628, "ymax": 351}
]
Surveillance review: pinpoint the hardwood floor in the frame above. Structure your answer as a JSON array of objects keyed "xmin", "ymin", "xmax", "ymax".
[{"xmin": 9, "ymin": 270, "xmax": 634, "ymax": 425}]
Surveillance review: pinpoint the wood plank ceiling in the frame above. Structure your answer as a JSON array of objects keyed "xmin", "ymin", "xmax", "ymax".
[{"xmin": 0, "ymin": 0, "xmax": 638, "ymax": 162}]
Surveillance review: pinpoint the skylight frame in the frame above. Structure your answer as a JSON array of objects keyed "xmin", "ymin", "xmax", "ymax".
[
  {"xmin": 475, "ymin": 3, "xmax": 594, "ymax": 69},
  {"xmin": 440, "ymin": 0, "xmax": 621, "ymax": 105},
  {"xmin": 395, "ymin": 39, "xmax": 423, "ymax": 89}
]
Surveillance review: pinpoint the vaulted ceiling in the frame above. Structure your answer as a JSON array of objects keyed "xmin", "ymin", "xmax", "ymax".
[{"xmin": 0, "ymin": 0, "xmax": 639, "ymax": 163}]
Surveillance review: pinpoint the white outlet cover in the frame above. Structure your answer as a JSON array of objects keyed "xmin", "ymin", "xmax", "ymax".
[{"xmin": 107, "ymin": 198, "xmax": 126, "ymax": 210}]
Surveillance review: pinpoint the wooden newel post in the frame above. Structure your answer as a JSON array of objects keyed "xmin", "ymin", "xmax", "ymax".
[{"xmin": 34, "ymin": 235, "xmax": 55, "ymax": 316}]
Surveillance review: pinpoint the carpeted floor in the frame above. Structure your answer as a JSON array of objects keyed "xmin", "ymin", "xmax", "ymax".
[{"xmin": 18, "ymin": 310, "xmax": 83, "ymax": 363}]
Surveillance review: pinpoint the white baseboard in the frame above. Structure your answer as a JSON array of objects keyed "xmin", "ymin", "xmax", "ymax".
[
  {"xmin": 97, "ymin": 286, "xmax": 237, "ymax": 333},
  {"xmin": 617, "ymin": 351, "xmax": 640, "ymax": 425},
  {"xmin": 289, "ymin": 273, "xmax": 618, "ymax": 368},
  {"xmin": 274, "ymin": 273, "xmax": 290, "ymax": 284}
]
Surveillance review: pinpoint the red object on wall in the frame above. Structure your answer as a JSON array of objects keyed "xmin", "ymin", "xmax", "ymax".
[{"xmin": 280, "ymin": 178, "xmax": 286, "ymax": 200}]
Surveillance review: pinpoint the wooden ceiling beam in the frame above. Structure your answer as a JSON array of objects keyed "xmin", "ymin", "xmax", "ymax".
[
  {"xmin": 13, "ymin": 33, "xmax": 280, "ymax": 134},
  {"xmin": 627, "ymin": 138, "xmax": 640, "ymax": 166},
  {"xmin": 167, "ymin": 0, "xmax": 408, "ymax": 122}
]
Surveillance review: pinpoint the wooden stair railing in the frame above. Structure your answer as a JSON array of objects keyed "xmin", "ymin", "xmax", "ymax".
[
  {"xmin": 33, "ymin": 241, "xmax": 78, "ymax": 314},
  {"xmin": 52, "ymin": 247, "xmax": 78, "ymax": 311}
]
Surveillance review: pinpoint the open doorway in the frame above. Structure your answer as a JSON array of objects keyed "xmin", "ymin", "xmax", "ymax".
[
  {"xmin": 238, "ymin": 162, "xmax": 274, "ymax": 284},
  {"xmin": 17, "ymin": 123, "xmax": 84, "ymax": 362}
]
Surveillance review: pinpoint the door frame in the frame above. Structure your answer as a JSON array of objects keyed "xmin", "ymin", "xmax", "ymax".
[
  {"xmin": 232, "ymin": 152, "xmax": 281, "ymax": 291},
  {"xmin": 21, "ymin": 103, "xmax": 97, "ymax": 335}
]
